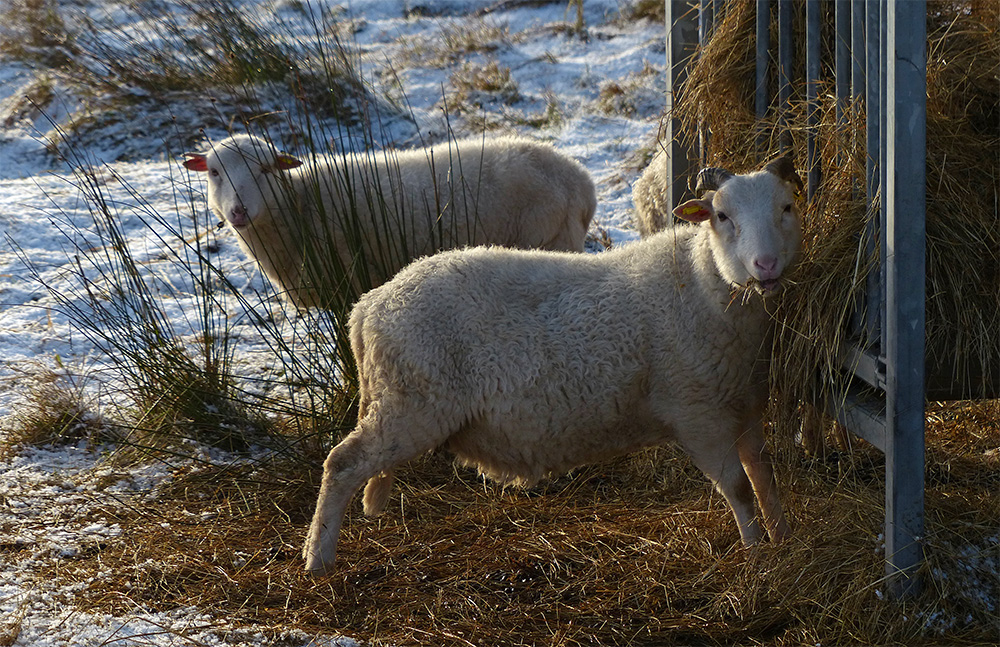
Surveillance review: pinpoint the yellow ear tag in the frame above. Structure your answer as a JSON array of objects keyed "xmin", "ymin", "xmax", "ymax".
[{"xmin": 682, "ymin": 205, "xmax": 701, "ymax": 215}]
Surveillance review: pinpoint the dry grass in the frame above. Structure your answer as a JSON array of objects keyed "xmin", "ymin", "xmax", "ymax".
[
  {"xmin": 26, "ymin": 399, "xmax": 997, "ymax": 646},
  {"xmin": 672, "ymin": 0, "xmax": 1000, "ymax": 436},
  {"xmin": 0, "ymin": 0, "xmax": 73, "ymax": 66},
  {"xmin": 442, "ymin": 59, "xmax": 522, "ymax": 115},
  {"xmin": 395, "ymin": 16, "xmax": 516, "ymax": 69},
  {"xmin": 0, "ymin": 367, "xmax": 115, "ymax": 458},
  {"xmin": 595, "ymin": 61, "xmax": 663, "ymax": 117}
]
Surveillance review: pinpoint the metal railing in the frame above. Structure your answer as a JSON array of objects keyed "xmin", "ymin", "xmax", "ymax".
[{"xmin": 664, "ymin": 0, "xmax": 927, "ymax": 597}]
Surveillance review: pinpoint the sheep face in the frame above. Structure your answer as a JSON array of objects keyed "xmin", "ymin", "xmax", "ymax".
[
  {"xmin": 673, "ymin": 164, "xmax": 802, "ymax": 297},
  {"xmin": 183, "ymin": 135, "xmax": 302, "ymax": 229}
]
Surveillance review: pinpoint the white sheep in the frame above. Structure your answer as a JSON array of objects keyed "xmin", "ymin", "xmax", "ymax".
[
  {"xmin": 183, "ymin": 133, "xmax": 596, "ymax": 307},
  {"xmin": 302, "ymin": 156, "xmax": 803, "ymax": 574},
  {"xmin": 632, "ymin": 145, "xmax": 672, "ymax": 237}
]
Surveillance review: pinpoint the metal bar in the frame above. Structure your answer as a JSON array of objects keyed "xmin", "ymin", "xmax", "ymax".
[
  {"xmin": 852, "ymin": 0, "xmax": 865, "ymax": 101},
  {"xmin": 884, "ymin": 0, "xmax": 927, "ymax": 598},
  {"xmin": 879, "ymin": 0, "xmax": 888, "ymax": 357},
  {"xmin": 665, "ymin": 1, "xmax": 698, "ymax": 212},
  {"xmin": 864, "ymin": 0, "xmax": 881, "ymax": 349},
  {"xmin": 698, "ymin": 0, "xmax": 708, "ymax": 42},
  {"xmin": 836, "ymin": 0, "xmax": 851, "ymax": 128},
  {"xmin": 841, "ymin": 342, "xmax": 887, "ymax": 391},
  {"xmin": 826, "ymin": 383, "xmax": 887, "ymax": 452},
  {"xmin": 806, "ymin": 0, "xmax": 821, "ymax": 199},
  {"xmin": 698, "ymin": 1, "xmax": 712, "ymax": 164},
  {"xmin": 848, "ymin": 0, "xmax": 866, "ymax": 337},
  {"xmin": 755, "ymin": 0, "xmax": 770, "ymax": 156},
  {"xmin": 778, "ymin": 0, "xmax": 793, "ymax": 152}
]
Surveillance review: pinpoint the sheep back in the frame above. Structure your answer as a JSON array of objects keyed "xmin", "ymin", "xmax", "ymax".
[
  {"xmin": 632, "ymin": 147, "xmax": 672, "ymax": 237},
  {"xmin": 350, "ymin": 231, "xmax": 772, "ymax": 485},
  {"xmin": 248, "ymin": 136, "xmax": 596, "ymax": 307}
]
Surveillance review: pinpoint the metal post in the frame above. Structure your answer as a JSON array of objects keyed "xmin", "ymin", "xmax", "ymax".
[
  {"xmin": 879, "ymin": 0, "xmax": 888, "ymax": 356},
  {"xmin": 884, "ymin": 0, "xmax": 926, "ymax": 598},
  {"xmin": 755, "ymin": 0, "xmax": 770, "ymax": 157},
  {"xmin": 864, "ymin": 0, "xmax": 881, "ymax": 348},
  {"xmin": 665, "ymin": 1, "xmax": 698, "ymax": 210},
  {"xmin": 835, "ymin": 0, "xmax": 851, "ymax": 130},
  {"xmin": 778, "ymin": 0, "xmax": 793, "ymax": 152},
  {"xmin": 851, "ymin": 0, "xmax": 865, "ymax": 101},
  {"xmin": 847, "ymin": 0, "xmax": 866, "ymax": 339},
  {"xmin": 806, "ymin": 0, "xmax": 822, "ymax": 199}
]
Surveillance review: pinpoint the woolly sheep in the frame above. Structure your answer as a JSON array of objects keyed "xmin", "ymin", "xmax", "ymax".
[
  {"xmin": 633, "ymin": 150, "xmax": 838, "ymax": 455},
  {"xmin": 183, "ymin": 134, "xmax": 596, "ymax": 307},
  {"xmin": 302, "ymin": 156, "xmax": 803, "ymax": 575},
  {"xmin": 632, "ymin": 145, "xmax": 673, "ymax": 237}
]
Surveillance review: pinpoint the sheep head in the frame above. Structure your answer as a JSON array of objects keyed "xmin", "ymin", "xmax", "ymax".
[
  {"xmin": 672, "ymin": 156, "xmax": 803, "ymax": 297},
  {"xmin": 183, "ymin": 134, "xmax": 302, "ymax": 229}
]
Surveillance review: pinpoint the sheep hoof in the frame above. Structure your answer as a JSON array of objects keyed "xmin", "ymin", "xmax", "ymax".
[{"xmin": 303, "ymin": 553, "xmax": 334, "ymax": 576}]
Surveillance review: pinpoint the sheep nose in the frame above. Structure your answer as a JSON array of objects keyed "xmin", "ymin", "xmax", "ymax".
[
  {"xmin": 754, "ymin": 255, "xmax": 779, "ymax": 277},
  {"xmin": 228, "ymin": 205, "xmax": 250, "ymax": 227}
]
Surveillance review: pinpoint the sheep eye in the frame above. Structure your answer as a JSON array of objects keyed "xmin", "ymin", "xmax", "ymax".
[
  {"xmin": 209, "ymin": 168, "xmax": 220, "ymax": 178},
  {"xmin": 717, "ymin": 212, "xmax": 729, "ymax": 222},
  {"xmin": 783, "ymin": 204, "xmax": 792, "ymax": 213}
]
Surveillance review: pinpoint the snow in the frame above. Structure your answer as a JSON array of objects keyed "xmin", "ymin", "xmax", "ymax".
[{"xmin": 0, "ymin": 1, "xmax": 664, "ymax": 644}]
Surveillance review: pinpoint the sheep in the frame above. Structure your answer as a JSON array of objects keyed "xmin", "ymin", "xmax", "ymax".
[
  {"xmin": 183, "ymin": 133, "xmax": 597, "ymax": 308},
  {"xmin": 635, "ymin": 150, "xmax": 844, "ymax": 455},
  {"xmin": 302, "ymin": 155, "xmax": 803, "ymax": 575},
  {"xmin": 632, "ymin": 145, "xmax": 672, "ymax": 237}
]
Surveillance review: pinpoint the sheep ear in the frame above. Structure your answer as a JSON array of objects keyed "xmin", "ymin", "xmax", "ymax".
[
  {"xmin": 673, "ymin": 198, "xmax": 713, "ymax": 223},
  {"xmin": 274, "ymin": 153, "xmax": 303, "ymax": 170},
  {"xmin": 183, "ymin": 154, "xmax": 208, "ymax": 172}
]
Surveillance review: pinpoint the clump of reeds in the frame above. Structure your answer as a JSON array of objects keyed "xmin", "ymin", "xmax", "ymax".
[
  {"xmin": 3, "ymin": 0, "xmax": 391, "ymax": 161},
  {"xmin": 5, "ymin": 0, "xmax": 388, "ymax": 462}
]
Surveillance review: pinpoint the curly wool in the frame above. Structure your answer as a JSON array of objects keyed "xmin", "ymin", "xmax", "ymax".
[
  {"xmin": 632, "ymin": 146, "xmax": 673, "ymax": 237},
  {"xmin": 187, "ymin": 134, "xmax": 597, "ymax": 308}
]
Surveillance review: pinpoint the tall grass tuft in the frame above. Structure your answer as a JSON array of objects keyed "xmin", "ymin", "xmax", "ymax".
[
  {"xmin": 14, "ymin": 143, "xmax": 268, "ymax": 455},
  {"xmin": 0, "ymin": 364, "xmax": 113, "ymax": 457},
  {"xmin": 0, "ymin": 0, "xmax": 74, "ymax": 67},
  {"xmin": 10, "ymin": 0, "xmax": 487, "ymax": 466}
]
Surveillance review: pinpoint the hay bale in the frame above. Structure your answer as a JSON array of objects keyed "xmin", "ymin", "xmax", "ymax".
[{"xmin": 669, "ymin": 0, "xmax": 1000, "ymax": 437}]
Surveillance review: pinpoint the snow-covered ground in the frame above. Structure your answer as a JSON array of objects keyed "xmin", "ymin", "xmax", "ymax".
[{"xmin": 1, "ymin": 1, "xmax": 666, "ymax": 644}]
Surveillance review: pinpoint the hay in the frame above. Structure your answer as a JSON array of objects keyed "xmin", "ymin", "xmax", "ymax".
[
  {"xmin": 673, "ymin": 0, "xmax": 1000, "ymax": 438},
  {"xmin": 32, "ymin": 405, "xmax": 997, "ymax": 645}
]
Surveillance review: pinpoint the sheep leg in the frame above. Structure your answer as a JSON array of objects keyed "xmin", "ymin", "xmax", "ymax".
[
  {"xmin": 362, "ymin": 469, "xmax": 395, "ymax": 515},
  {"xmin": 736, "ymin": 420, "xmax": 791, "ymax": 543},
  {"xmin": 302, "ymin": 413, "xmax": 435, "ymax": 575},
  {"xmin": 302, "ymin": 430, "xmax": 373, "ymax": 575},
  {"xmin": 677, "ymin": 429, "xmax": 764, "ymax": 546},
  {"xmin": 800, "ymin": 400, "xmax": 825, "ymax": 457}
]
